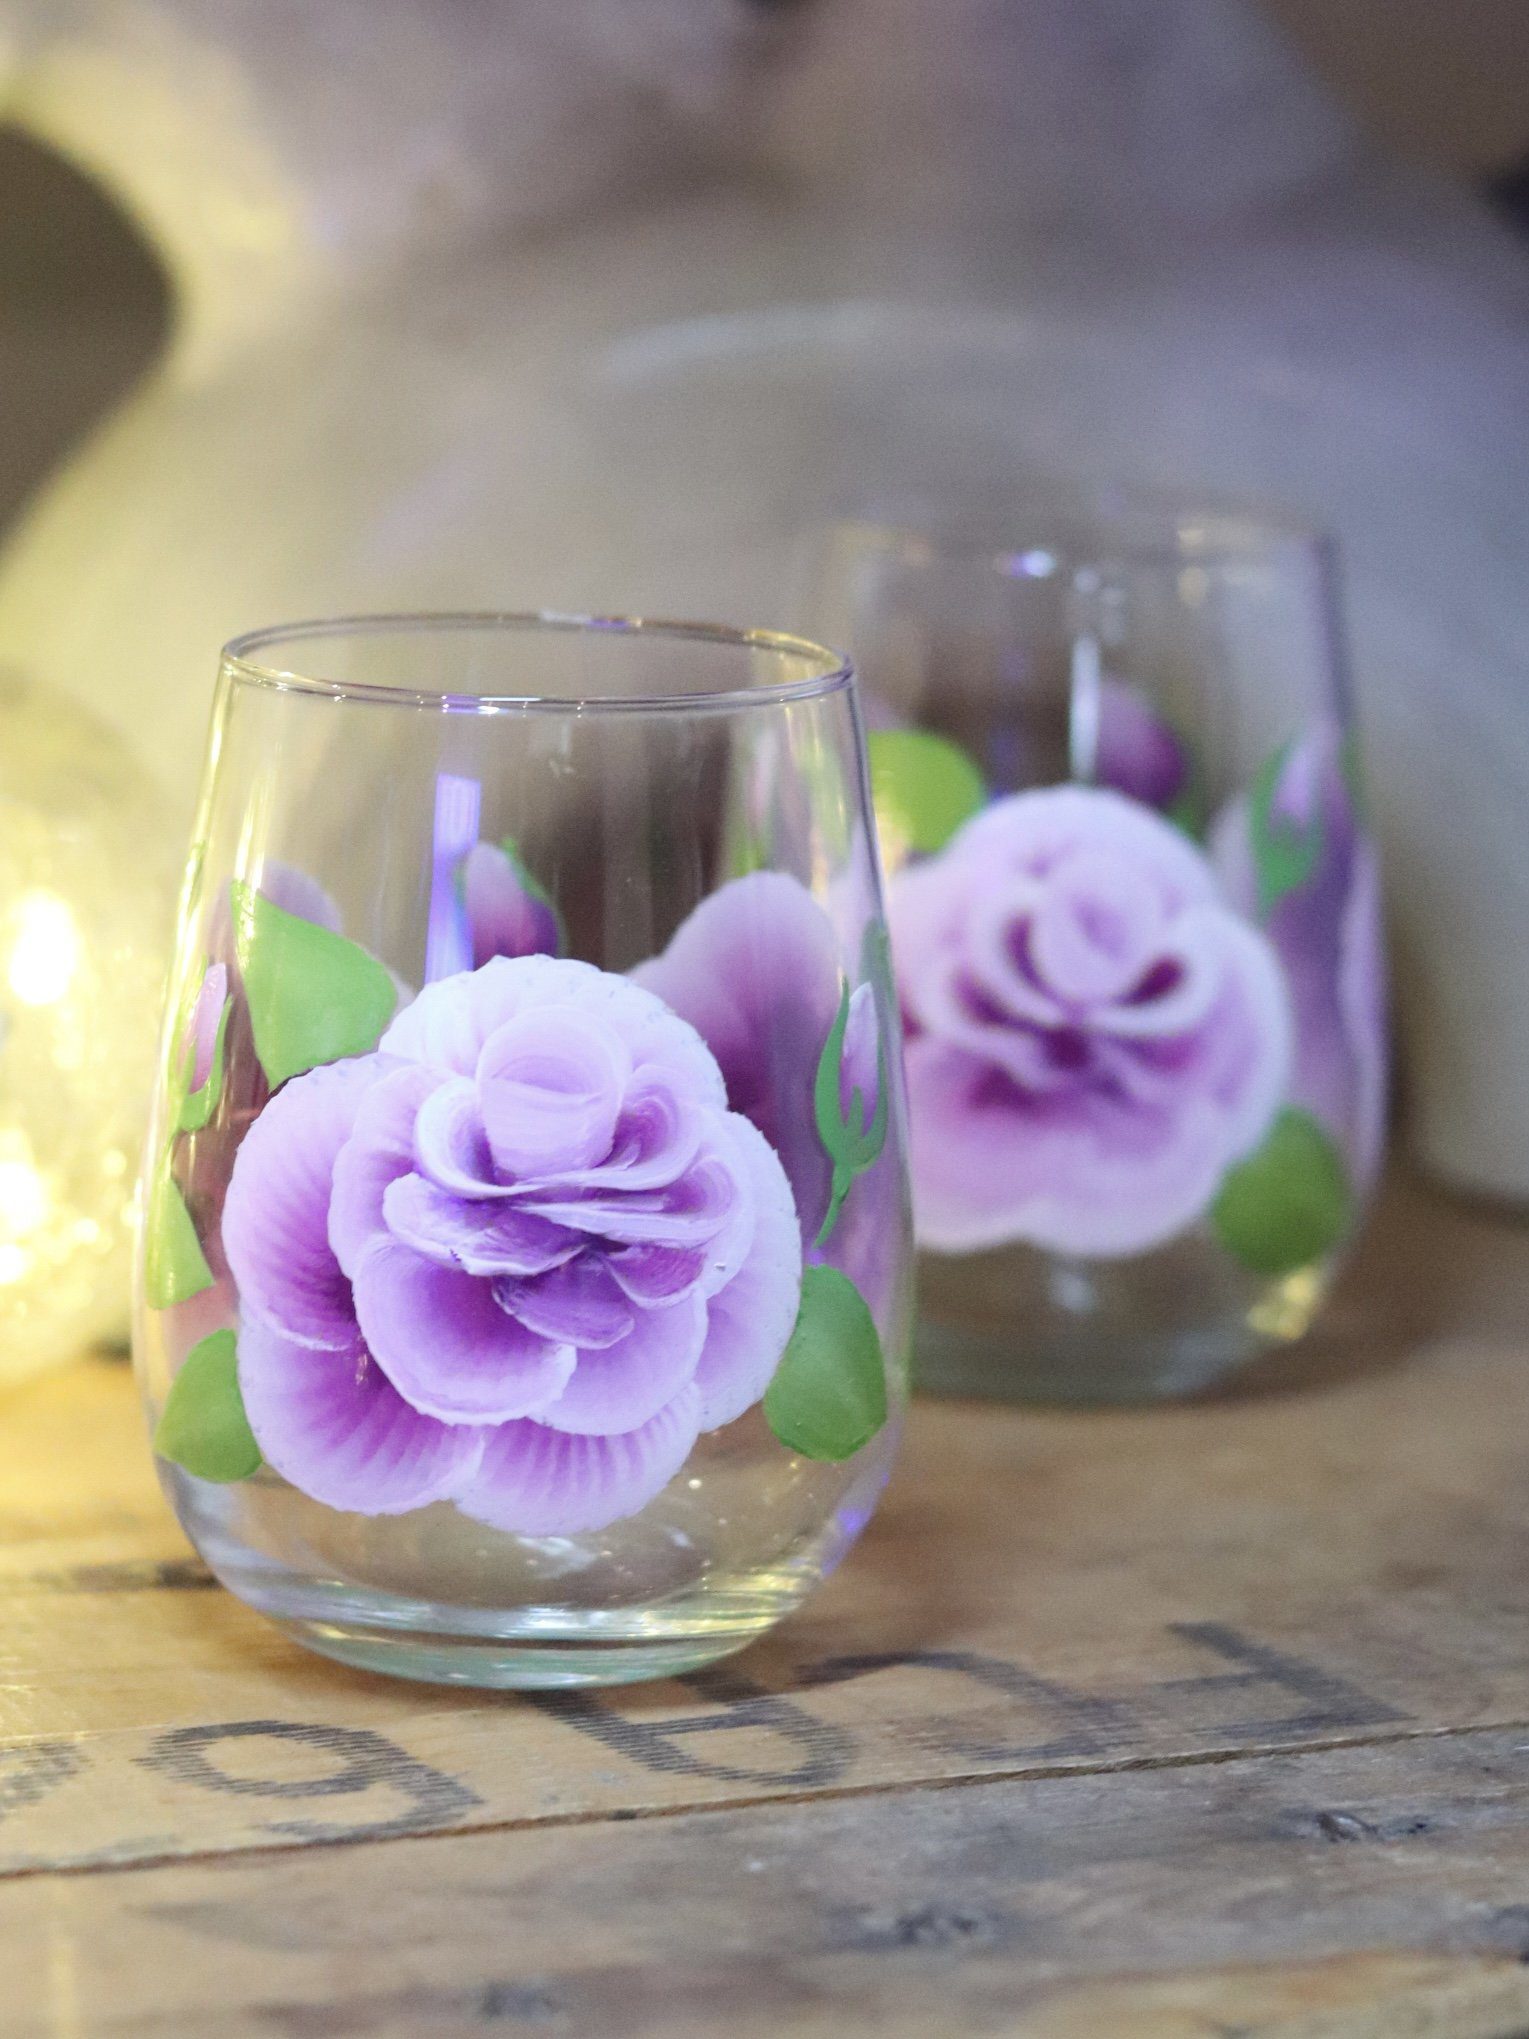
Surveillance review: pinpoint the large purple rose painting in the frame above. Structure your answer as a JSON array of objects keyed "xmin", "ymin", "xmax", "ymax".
[
  {"xmin": 892, "ymin": 785, "xmax": 1290, "ymax": 1257},
  {"xmin": 877, "ymin": 710, "xmax": 1386, "ymax": 1280},
  {"xmin": 147, "ymin": 865, "xmax": 895, "ymax": 1534}
]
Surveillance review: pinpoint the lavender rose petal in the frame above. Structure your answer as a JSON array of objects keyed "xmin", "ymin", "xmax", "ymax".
[
  {"xmin": 527, "ymin": 1149, "xmax": 744, "ymax": 1248},
  {"xmin": 237, "ymin": 1318, "xmax": 484, "ymax": 1516},
  {"xmin": 633, "ymin": 872, "xmax": 842, "ymax": 1241},
  {"xmin": 499, "ymin": 1253, "xmax": 637, "ymax": 1350},
  {"xmin": 413, "ymin": 1076, "xmax": 502, "ymax": 1199},
  {"xmin": 328, "ymin": 1062, "xmax": 444, "ymax": 1278},
  {"xmin": 475, "ymin": 1009, "xmax": 629, "ymax": 1181},
  {"xmin": 222, "ymin": 1054, "xmax": 384, "ymax": 1349},
  {"xmin": 535, "ymin": 1293, "xmax": 709, "ymax": 1437},
  {"xmin": 381, "ymin": 1174, "xmax": 581, "ymax": 1277},
  {"xmin": 516, "ymin": 1071, "xmax": 704, "ymax": 1195},
  {"xmin": 606, "ymin": 1240, "xmax": 710, "ymax": 1306},
  {"xmin": 352, "ymin": 1238, "xmax": 575, "ymax": 1424},
  {"xmin": 690, "ymin": 1116, "xmax": 804, "ymax": 1430},
  {"xmin": 460, "ymin": 1385, "xmax": 703, "ymax": 1536}
]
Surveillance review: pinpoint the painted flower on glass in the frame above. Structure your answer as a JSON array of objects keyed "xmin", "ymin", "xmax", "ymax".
[
  {"xmin": 634, "ymin": 872, "xmax": 846, "ymax": 1245},
  {"xmin": 890, "ymin": 784, "xmax": 1291, "ymax": 1257},
  {"xmin": 461, "ymin": 840, "xmax": 562, "ymax": 966},
  {"xmin": 637, "ymin": 872, "xmax": 900, "ymax": 1335},
  {"xmin": 218, "ymin": 955, "xmax": 803, "ymax": 1531},
  {"xmin": 1096, "ymin": 678, "xmax": 1197, "ymax": 824},
  {"xmin": 1212, "ymin": 726, "xmax": 1388, "ymax": 1196}
]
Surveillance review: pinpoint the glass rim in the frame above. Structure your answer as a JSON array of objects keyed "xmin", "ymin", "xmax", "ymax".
[
  {"xmin": 819, "ymin": 501, "xmax": 1335, "ymax": 575},
  {"xmin": 220, "ymin": 611, "xmax": 855, "ymax": 714}
]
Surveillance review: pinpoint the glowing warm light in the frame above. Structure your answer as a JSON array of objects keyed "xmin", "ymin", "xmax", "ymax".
[
  {"xmin": 5, "ymin": 890, "xmax": 83, "ymax": 1007},
  {"xmin": 0, "ymin": 1141, "xmax": 50, "ymax": 1291},
  {"xmin": 0, "ymin": 685, "xmax": 175, "ymax": 1386},
  {"xmin": 0, "ymin": 1150, "xmax": 50, "ymax": 1240}
]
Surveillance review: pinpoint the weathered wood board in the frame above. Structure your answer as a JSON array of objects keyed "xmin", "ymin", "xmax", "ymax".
[{"xmin": 3, "ymin": 1175, "xmax": 1529, "ymax": 2035}]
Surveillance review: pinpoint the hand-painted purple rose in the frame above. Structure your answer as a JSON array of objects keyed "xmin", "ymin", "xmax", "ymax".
[
  {"xmin": 1211, "ymin": 727, "xmax": 1388, "ymax": 1194},
  {"xmin": 220, "ymin": 955, "xmax": 802, "ymax": 1530},
  {"xmin": 890, "ymin": 785, "xmax": 1291, "ymax": 1257}
]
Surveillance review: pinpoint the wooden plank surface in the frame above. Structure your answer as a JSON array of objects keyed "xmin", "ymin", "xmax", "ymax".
[{"xmin": 4, "ymin": 1174, "xmax": 1529, "ymax": 2035}]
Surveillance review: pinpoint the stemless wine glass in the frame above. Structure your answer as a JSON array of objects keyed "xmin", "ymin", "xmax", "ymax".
[
  {"xmin": 798, "ymin": 509, "xmax": 1388, "ymax": 1405},
  {"xmin": 134, "ymin": 615, "xmax": 912, "ymax": 1688}
]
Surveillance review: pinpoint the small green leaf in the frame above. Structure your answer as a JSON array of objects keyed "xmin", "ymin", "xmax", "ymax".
[
  {"xmin": 144, "ymin": 1164, "xmax": 214, "ymax": 1307},
  {"xmin": 1166, "ymin": 790, "xmax": 1201, "ymax": 839},
  {"xmin": 154, "ymin": 1330, "xmax": 261, "ymax": 1482},
  {"xmin": 176, "ymin": 996, "xmax": 231, "ymax": 1133},
  {"xmin": 764, "ymin": 1266, "xmax": 888, "ymax": 1461},
  {"xmin": 812, "ymin": 978, "xmax": 890, "ymax": 1249},
  {"xmin": 1211, "ymin": 1109, "xmax": 1352, "ymax": 1277},
  {"xmin": 1249, "ymin": 740, "xmax": 1323, "ymax": 918},
  {"xmin": 231, "ymin": 879, "xmax": 395, "ymax": 1088},
  {"xmin": 867, "ymin": 728, "xmax": 986, "ymax": 855},
  {"xmin": 1164, "ymin": 739, "xmax": 1208, "ymax": 840}
]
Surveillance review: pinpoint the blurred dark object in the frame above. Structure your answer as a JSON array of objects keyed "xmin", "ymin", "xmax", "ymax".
[
  {"xmin": 1488, "ymin": 154, "xmax": 1529, "ymax": 236},
  {"xmin": 0, "ymin": 128, "xmax": 169, "ymax": 533}
]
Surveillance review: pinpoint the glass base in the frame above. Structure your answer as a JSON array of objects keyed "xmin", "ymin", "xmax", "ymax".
[
  {"xmin": 272, "ymin": 1613, "xmax": 762, "ymax": 1690},
  {"xmin": 164, "ymin": 1431, "xmax": 901, "ymax": 1689},
  {"xmin": 208, "ymin": 1549, "xmax": 814, "ymax": 1691},
  {"xmin": 915, "ymin": 1241, "xmax": 1335, "ymax": 1407},
  {"xmin": 916, "ymin": 1316, "xmax": 1262, "ymax": 1406}
]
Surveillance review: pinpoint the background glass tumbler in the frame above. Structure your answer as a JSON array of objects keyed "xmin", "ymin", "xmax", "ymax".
[
  {"xmin": 134, "ymin": 615, "xmax": 912, "ymax": 1687},
  {"xmin": 799, "ymin": 512, "xmax": 1388, "ymax": 1404}
]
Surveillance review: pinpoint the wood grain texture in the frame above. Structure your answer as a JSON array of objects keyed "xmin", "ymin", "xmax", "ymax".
[
  {"xmin": 8, "ymin": 1731, "xmax": 1529, "ymax": 2037},
  {"xmin": 3, "ymin": 1175, "xmax": 1529, "ymax": 2034}
]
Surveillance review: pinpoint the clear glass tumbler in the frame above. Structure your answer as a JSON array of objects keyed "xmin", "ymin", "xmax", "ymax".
[
  {"xmin": 799, "ymin": 510, "xmax": 1387, "ymax": 1404},
  {"xmin": 134, "ymin": 615, "xmax": 912, "ymax": 1687}
]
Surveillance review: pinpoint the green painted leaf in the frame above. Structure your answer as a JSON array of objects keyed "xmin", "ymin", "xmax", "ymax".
[
  {"xmin": 176, "ymin": 996, "xmax": 231, "ymax": 1133},
  {"xmin": 867, "ymin": 728, "xmax": 986, "ymax": 856},
  {"xmin": 144, "ymin": 1165, "xmax": 214, "ymax": 1307},
  {"xmin": 1211, "ymin": 1109, "xmax": 1352, "ymax": 1277},
  {"xmin": 1249, "ymin": 740, "xmax": 1323, "ymax": 918},
  {"xmin": 154, "ymin": 1330, "xmax": 261, "ymax": 1482},
  {"xmin": 812, "ymin": 978, "xmax": 890, "ymax": 1249},
  {"xmin": 764, "ymin": 1265, "xmax": 888, "ymax": 1461},
  {"xmin": 1166, "ymin": 790, "xmax": 1201, "ymax": 839},
  {"xmin": 231, "ymin": 879, "xmax": 395, "ymax": 1088},
  {"xmin": 1164, "ymin": 740, "xmax": 1208, "ymax": 840}
]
